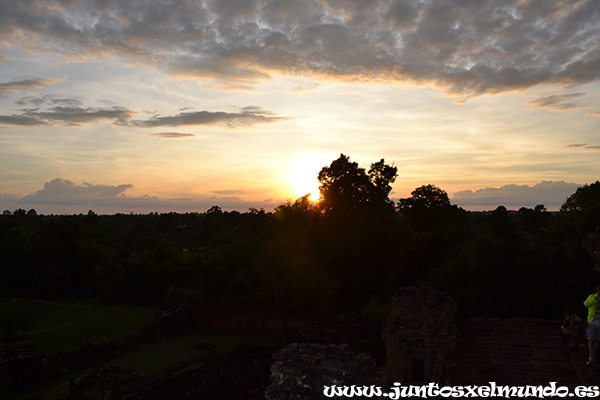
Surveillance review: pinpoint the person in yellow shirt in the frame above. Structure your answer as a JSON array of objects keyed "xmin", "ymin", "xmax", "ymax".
[{"xmin": 583, "ymin": 285, "xmax": 600, "ymax": 366}]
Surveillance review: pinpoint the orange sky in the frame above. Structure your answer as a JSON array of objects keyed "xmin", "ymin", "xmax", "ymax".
[{"xmin": 1, "ymin": 0, "xmax": 599, "ymax": 214}]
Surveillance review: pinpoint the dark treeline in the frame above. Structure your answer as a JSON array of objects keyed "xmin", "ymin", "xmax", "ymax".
[{"xmin": 1, "ymin": 155, "xmax": 599, "ymax": 321}]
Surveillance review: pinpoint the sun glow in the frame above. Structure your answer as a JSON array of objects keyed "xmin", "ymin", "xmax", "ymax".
[{"xmin": 288, "ymin": 155, "xmax": 326, "ymax": 202}]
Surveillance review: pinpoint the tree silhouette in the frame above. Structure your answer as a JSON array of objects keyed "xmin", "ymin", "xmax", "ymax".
[
  {"xmin": 311, "ymin": 154, "xmax": 401, "ymax": 309},
  {"xmin": 398, "ymin": 184, "xmax": 451, "ymax": 211},
  {"xmin": 560, "ymin": 181, "xmax": 600, "ymax": 232},
  {"xmin": 317, "ymin": 154, "xmax": 397, "ymax": 215}
]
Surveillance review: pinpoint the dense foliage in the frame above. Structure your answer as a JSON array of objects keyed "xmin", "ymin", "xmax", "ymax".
[{"xmin": 1, "ymin": 156, "xmax": 598, "ymax": 321}]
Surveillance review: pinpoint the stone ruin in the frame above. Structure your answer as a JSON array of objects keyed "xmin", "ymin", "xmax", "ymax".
[
  {"xmin": 382, "ymin": 286, "xmax": 458, "ymax": 384},
  {"xmin": 264, "ymin": 342, "xmax": 384, "ymax": 400},
  {"xmin": 0, "ymin": 346, "xmax": 41, "ymax": 388},
  {"xmin": 265, "ymin": 287, "xmax": 459, "ymax": 398}
]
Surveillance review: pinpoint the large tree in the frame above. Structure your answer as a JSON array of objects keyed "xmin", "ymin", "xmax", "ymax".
[
  {"xmin": 398, "ymin": 184, "xmax": 451, "ymax": 211},
  {"xmin": 317, "ymin": 154, "xmax": 397, "ymax": 215},
  {"xmin": 314, "ymin": 154, "xmax": 401, "ymax": 309},
  {"xmin": 556, "ymin": 181, "xmax": 600, "ymax": 284},
  {"xmin": 560, "ymin": 181, "xmax": 600, "ymax": 231}
]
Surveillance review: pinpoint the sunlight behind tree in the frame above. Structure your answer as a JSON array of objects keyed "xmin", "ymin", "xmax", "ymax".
[{"xmin": 287, "ymin": 155, "xmax": 329, "ymax": 202}]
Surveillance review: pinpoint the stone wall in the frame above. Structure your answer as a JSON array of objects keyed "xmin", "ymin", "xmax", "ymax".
[
  {"xmin": 382, "ymin": 287, "xmax": 458, "ymax": 384},
  {"xmin": 154, "ymin": 303, "xmax": 385, "ymax": 362},
  {"xmin": 156, "ymin": 303, "xmax": 356, "ymax": 338}
]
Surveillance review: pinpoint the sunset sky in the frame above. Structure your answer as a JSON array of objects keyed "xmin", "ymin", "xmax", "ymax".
[{"xmin": 1, "ymin": 0, "xmax": 599, "ymax": 214}]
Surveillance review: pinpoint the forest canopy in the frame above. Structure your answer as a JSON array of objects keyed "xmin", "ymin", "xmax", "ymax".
[{"xmin": 1, "ymin": 155, "xmax": 599, "ymax": 321}]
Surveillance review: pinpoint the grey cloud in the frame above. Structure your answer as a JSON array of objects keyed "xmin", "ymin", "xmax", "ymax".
[
  {"xmin": 452, "ymin": 181, "xmax": 581, "ymax": 208},
  {"xmin": 129, "ymin": 107, "xmax": 286, "ymax": 128},
  {"xmin": 150, "ymin": 132, "xmax": 196, "ymax": 138},
  {"xmin": 1, "ymin": 95, "xmax": 281, "ymax": 129},
  {"xmin": 526, "ymin": 93, "xmax": 588, "ymax": 111},
  {"xmin": 15, "ymin": 94, "xmax": 82, "ymax": 107},
  {"xmin": 15, "ymin": 95, "xmax": 51, "ymax": 107},
  {"xmin": 0, "ymin": 114, "xmax": 48, "ymax": 126},
  {"xmin": 0, "ymin": 104, "xmax": 133, "ymax": 126},
  {"xmin": 566, "ymin": 143, "xmax": 600, "ymax": 151},
  {"xmin": 0, "ymin": 77, "xmax": 62, "ymax": 98},
  {"xmin": 21, "ymin": 178, "xmax": 134, "ymax": 205},
  {"xmin": 29, "ymin": 105, "xmax": 133, "ymax": 126},
  {"xmin": 0, "ymin": 192, "xmax": 19, "ymax": 202},
  {"xmin": 2, "ymin": 0, "xmax": 600, "ymax": 100},
  {"xmin": 8, "ymin": 178, "xmax": 279, "ymax": 213},
  {"xmin": 212, "ymin": 190, "xmax": 246, "ymax": 195}
]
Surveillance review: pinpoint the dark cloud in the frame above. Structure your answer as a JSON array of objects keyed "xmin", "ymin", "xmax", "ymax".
[
  {"xmin": 129, "ymin": 107, "xmax": 286, "ymax": 128},
  {"xmin": 0, "ymin": 100, "xmax": 134, "ymax": 126},
  {"xmin": 566, "ymin": 143, "xmax": 600, "ymax": 151},
  {"xmin": 0, "ymin": 77, "xmax": 62, "ymax": 98},
  {"xmin": 526, "ymin": 93, "xmax": 588, "ymax": 111},
  {"xmin": 0, "ymin": 114, "xmax": 48, "ymax": 126},
  {"xmin": 15, "ymin": 94, "xmax": 82, "ymax": 107},
  {"xmin": 150, "ymin": 132, "xmax": 196, "ymax": 138},
  {"xmin": 28, "ymin": 105, "xmax": 133, "ymax": 126},
  {"xmin": 452, "ymin": 181, "xmax": 581, "ymax": 209},
  {"xmin": 1, "ymin": 97, "xmax": 284, "ymax": 128},
  {"xmin": 565, "ymin": 143, "xmax": 588, "ymax": 148},
  {"xmin": 2, "ymin": 0, "xmax": 599, "ymax": 100}
]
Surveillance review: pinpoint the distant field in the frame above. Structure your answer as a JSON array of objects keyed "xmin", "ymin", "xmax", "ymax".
[
  {"xmin": 1, "ymin": 297, "xmax": 278, "ymax": 400},
  {"xmin": 1, "ymin": 297, "xmax": 156, "ymax": 354}
]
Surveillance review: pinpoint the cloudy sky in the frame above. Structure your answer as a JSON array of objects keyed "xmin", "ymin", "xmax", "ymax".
[{"xmin": 1, "ymin": 0, "xmax": 599, "ymax": 214}]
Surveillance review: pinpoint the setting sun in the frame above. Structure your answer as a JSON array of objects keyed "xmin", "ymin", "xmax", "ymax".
[{"xmin": 288, "ymin": 155, "xmax": 327, "ymax": 202}]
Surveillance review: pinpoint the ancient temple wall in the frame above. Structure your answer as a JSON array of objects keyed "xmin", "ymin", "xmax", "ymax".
[{"xmin": 382, "ymin": 287, "xmax": 458, "ymax": 384}]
